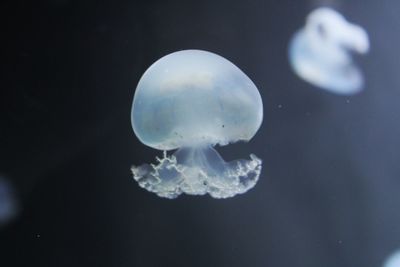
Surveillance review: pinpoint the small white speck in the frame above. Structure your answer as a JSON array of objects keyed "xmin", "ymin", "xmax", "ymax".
[
  {"xmin": 36, "ymin": 234, "xmax": 41, "ymax": 238},
  {"xmin": 277, "ymin": 104, "xmax": 282, "ymax": 109},
  {"xmin": 346, "ymin": 99, "xmax": 350, "ymax": 104}
]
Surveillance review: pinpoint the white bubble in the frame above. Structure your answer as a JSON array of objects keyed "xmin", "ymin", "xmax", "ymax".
[
  {"xmin": 289, "ymin": 7, "xmax": 369, "ymax": 94},
  {"xmin": 131, "ymin": 50, "xmax": 263, "ymax": 199}
]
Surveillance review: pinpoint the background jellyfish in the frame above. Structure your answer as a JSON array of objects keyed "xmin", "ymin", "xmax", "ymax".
[
  {"xmin": 0, "ymin": 177, "xmax": 18, "ymax": 227},
  {"xmin": 131, "ymin": 50, "xmax": 263, "ymax": 199},
  {"xmin": 384, "ymin": 250, "xmax": 400, "ymax": 267},
  {"xmin": 289, "ymin": 7, "xmax": 370, "ymax": 94}
]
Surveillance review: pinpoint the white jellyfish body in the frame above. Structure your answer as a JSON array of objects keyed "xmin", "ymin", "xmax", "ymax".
[
  {"xmin": 289, "ymin": 7, "xmax": 370, "ymax": 94},
  {"xmin": 131, "ymin": 50, "xmax": 263, "ymax": 199},
  {"xmin": 384, "ymin": 250, "xmax": 400, "ymax": 267},
  {"xmin": 0, "ymin": 177, "xmax": 18, "ymax": 227}
]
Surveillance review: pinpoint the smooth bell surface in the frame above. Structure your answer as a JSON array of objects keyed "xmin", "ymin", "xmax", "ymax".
[{"xmin": 131, "ymin": 49, "xmax": 263, "ymax": 150}]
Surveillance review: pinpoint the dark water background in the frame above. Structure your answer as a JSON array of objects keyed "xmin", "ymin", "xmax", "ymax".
[{"xmin": 1, "ymin": 0, "xmax": 400, "ymax": 266}]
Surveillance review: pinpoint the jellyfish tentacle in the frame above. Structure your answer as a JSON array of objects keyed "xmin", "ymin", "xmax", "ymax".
[{"xmin": 131, "ymin": 146, "xmax": 261, "ymax": 199}]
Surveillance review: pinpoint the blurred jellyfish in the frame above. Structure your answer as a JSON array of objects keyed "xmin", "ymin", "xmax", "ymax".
[
  {"xmin": 131, "ymin": 50, "xmax": 263, "ymax": 199},
  {"xmin": 0, "ymin": 177, "xmax": 18, "ymax": 227},
  {"xmin": 384, "ymin": 250, "xmax": 400, "ymax": 267},
  {"xmin": 289, "ymin": 7, "xmax": 369, "ymax": 94}
]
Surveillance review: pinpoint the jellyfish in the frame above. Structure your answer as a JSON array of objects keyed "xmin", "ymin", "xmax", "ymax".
[
  {"xmin": 0, "ymin": 177, "xmax": 18, "ymax": 227},
  {"xmin": 384, "ymin": 250, "xmax": 400, "ymax": 267},
  {"xmin": 289, "ymin": 7, "xmax": 370, "ymax": 94},
  {"xmin": 131, "ymin": 50, "xmax": 263, "ymax": 199}
]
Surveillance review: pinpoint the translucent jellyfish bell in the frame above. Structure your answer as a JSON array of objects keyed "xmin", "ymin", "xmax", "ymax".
[
  {"xmin": 289, "ymin": 7, "xmax": 370, "ymax": 94},
  {"xmin": 384, "ymin": 250, "xmax": 400, "ymax": 267},
  {"xmin": 131, "ymin": 50, "xmax": 263, "ymax": 199},
  {"xmin": 0, "ymin": 177, "xmax": 18, "ymax": 227}
]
